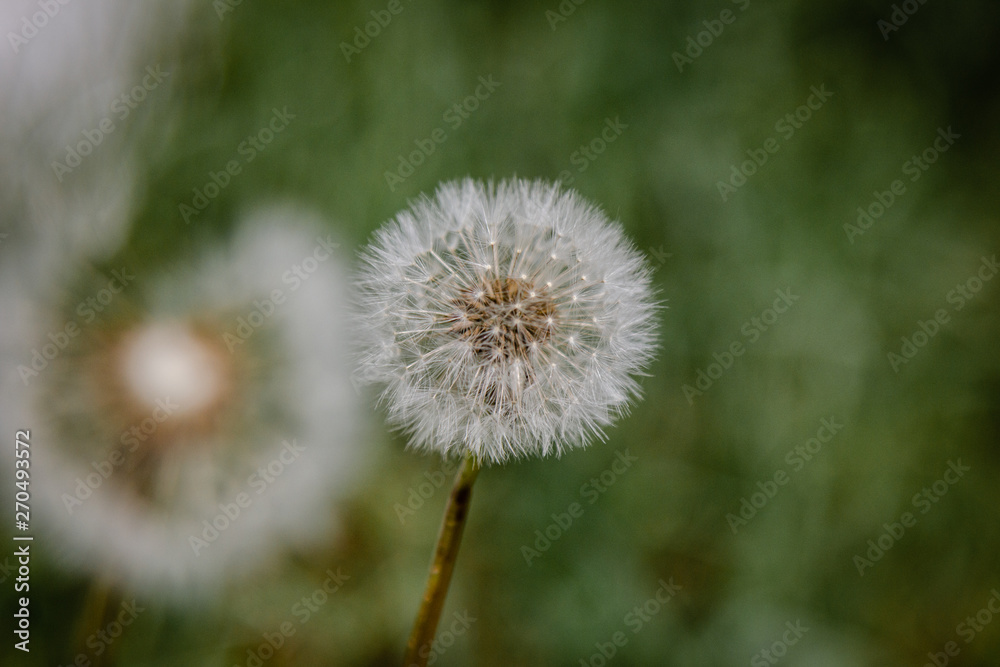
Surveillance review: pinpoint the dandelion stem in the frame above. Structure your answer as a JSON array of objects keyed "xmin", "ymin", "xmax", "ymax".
[
  {"xmin": 74, "ymin": 577, "xmax": 120, "ymax": 667},
  {"xmin": 403, "ymin": 454, "xmax": 479, "ymax": 667}
]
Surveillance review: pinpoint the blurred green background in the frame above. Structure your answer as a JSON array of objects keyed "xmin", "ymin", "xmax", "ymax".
[{"xmin": 3, "ymin": 0, "xmax": 1000, "ymax": 665}]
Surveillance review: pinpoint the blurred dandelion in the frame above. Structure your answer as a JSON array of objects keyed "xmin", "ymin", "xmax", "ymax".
[
  {"xmin": 0, "ymin": 0, "xmax": 194, "ymax": 276},
  {"xmin": 0, "ymin": 207, "xmax": 362, "ymax": 599},
  {"xmin": 355, "ymin": 178, "xmax": 658, "ymax": 665}
]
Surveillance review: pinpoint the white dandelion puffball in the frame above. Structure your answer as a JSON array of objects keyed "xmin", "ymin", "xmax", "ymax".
[
  {"xmin": 0, "ymin": 207, "xmax": 361, "ymax": 598},
  {"xmin": 0, "ymin": 0, "xmax": 194, "ymax": 277},
  {"xmin": 356, "ymin": 178, "xmax": 658, "ymax": 464}
]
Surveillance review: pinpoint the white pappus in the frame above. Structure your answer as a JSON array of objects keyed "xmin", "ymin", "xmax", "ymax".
[{"xmin": 355, "ymin": 178, "xmax": 659, "ymax": 464}]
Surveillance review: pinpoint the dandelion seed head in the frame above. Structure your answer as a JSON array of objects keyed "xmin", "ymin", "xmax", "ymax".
[
  {"xmin": 117, "ymin": 323, "xmax": 232, "ymax": 420},
  {"xmin": 0, "ymin": 207, "xmax": 362, "ymax": 598},
  {"xmin": 356, "ymin": 178, "xmax": 659, "ymax": 464}
]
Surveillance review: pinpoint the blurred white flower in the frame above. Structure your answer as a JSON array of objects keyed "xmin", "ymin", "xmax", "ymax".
[
  {"xmin": 0, "ymin": 207, "xmax": 362, "ymax": 598},
  {"xmin": 0, "ymin": 0, "xmax": 193, "ymax": 278},
  {"xmin": 356, "ymin": 178, "xmax": 658, "ymax": 464}
]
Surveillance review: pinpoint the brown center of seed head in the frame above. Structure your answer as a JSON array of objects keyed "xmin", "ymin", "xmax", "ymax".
[{"xmin": 447, "ymin": 277, "xmax": 555, "ymax": 362}]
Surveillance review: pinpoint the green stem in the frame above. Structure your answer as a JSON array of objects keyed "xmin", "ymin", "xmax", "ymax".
[
  {"xmin": 403, "ymin": 455, "xmax": 480, "ymax": 667},
  {"xmin": 74, "ymin": 577, "xmax": 120, "ymax": 667}
]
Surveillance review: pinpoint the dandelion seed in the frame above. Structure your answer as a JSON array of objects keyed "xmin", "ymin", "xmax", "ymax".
[{"xmin": 356, "ymin": 178, "xmax": 658, "ymax": 464}]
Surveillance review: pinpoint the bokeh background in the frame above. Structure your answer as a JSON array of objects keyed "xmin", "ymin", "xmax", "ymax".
[{"xmin": 2, "ymin": 0, "xmax": 1000, "ymax": 665}]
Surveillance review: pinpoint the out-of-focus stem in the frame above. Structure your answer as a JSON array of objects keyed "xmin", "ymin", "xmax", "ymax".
[{"xmin": 402, "ymin": 455, "xmax": 479, "ymax": 667}]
